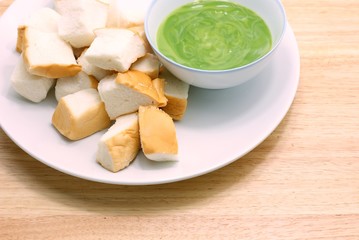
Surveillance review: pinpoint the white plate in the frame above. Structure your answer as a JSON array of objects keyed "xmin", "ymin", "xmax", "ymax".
[{"xmin": 0, "ymin": 0, "xmax": 300, "ymax": 185}]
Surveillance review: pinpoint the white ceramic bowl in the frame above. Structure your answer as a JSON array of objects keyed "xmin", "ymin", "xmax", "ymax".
[{"xmin": 145, "ymin": 0, "xmax": 287, "ymax": 89}]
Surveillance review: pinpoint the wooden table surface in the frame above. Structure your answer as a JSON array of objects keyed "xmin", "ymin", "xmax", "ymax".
[{"xmin": 1, "ymin": 0, "xmax": 358, "ymax": 239}]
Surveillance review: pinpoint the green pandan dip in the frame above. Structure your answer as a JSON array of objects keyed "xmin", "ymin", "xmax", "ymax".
[{"xmin": 157, "ymin": 1, "xmax": 272, "ymax": 70}]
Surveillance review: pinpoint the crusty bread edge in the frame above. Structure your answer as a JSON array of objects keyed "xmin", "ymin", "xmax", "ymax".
[
  {"xmin": 152, "ymin": 78, "xmax": 168, "ymax": 107},
  {"xmin": 161, "ymin": 95, "xmax": 188, "ymax": 121},
  {"xmin": 16, "ymin": 25, "xmax": 26, "ymax": 53},
  {"xmin": 22, "ymin": 26, "xmax": 82, "ymax": 78},
  {"xmin": 115, "ymin": 71, "xmax": 167, "ymax": 107},
  {"xmin": 138, "ymin": 105, "xmax": 178, "ymax": 157}
]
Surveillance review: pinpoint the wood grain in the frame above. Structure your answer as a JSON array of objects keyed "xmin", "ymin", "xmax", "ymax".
[{"xmin": 1, "ymin": 0, "xmax": 359, "ymax": 239}]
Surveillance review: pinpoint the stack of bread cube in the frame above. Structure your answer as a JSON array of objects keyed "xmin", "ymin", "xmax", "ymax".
[{"xmin": 11, "ymin": 0, "xmax": 190, "ymax": 172}]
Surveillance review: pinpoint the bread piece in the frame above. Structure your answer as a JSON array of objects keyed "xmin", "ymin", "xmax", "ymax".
[
  {"xmin": 152, "ymin": 78, "xmax": 168, "ymax": 107},
  {"xmin": 55, "ymin": 0, "xmax": 108, "ymax": 48},
  {"xmin": 130, "ymin": 53, "xmax": 161, "ymax": 79},
  {"xmin": 97, "ymin": 113, "xmax": 140, "ymax": 172},
  {"xmin": 160, "ymin": 69, "xmax": 190, "ymax": 120},
  {"xmin": 77, "ymin": 48, "xmax": 112, "ymax": 80},
  {"xmin": 16, "ymin": 26, "xmax": 26, "ymax": 53},
  {"xmin": 52, "ymin": 88, "xmax": 111, "ymax": 140},
  {"xmin": 16, "ymin": 7, "xmax": 60, "ymax": 53},
  {"xmin": 22, "ymin": 26, "xmax": 81, "ymax": 78},
  {"xmin": 106, "ymin": 0, "xmax": 152, "ymax": 28},
  {"xmin": 138, "ymin": 105, "xmax": 178, "ymax": 161},
  {"xmin": 98, "ymin": 71, "xmax": 167, "ymax": 120},
  {"xmin": 55, "ymin": 71, "xmax": 98, "ymax": 101},
  {"xmin": 11, "ymin": 56, "xmax": 55, "ymax": 103},
  {"xmin": 84, "ymin": 28, "xmax": 146, "ymax": 72},
  {"xmin": 128, "ymin": 25, "xmax": 152, "ymax": 53}
]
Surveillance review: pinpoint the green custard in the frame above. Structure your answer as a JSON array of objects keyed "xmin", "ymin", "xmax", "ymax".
[{"xmin": 157, "ymin": 1, "xmax": 272, "ymax": 70}]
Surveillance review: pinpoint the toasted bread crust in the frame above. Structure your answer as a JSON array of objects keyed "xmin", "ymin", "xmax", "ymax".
[
  {"xmin": 161, "ymin": 95, "xmax": 188, "ymax": 121},
  {"xmin": 116, "ymin": 70, "xmax": 167, "ymax": 107},
  {"xmin": 22, "ymin": 26, "xmax": 82, "ymax": 78},
  {"xmin": 138, "ymin": 105, "xmax": 178, "ymax": 157},
  {"xmin": 152, "ymin": 78, "xmax": 168, "ymax": 107},
  {"xmin": 16, "ymin": 25, "xmax": 26, "ymax": 53},
  {"xmin": 24, "ymin": 62, "xmax": 82, "ymax": 78}
]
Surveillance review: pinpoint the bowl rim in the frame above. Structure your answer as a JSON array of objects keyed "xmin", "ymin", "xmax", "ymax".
[{"xmin": 145, "ymin": 0, "xmax": 287, "ymax": 74}]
